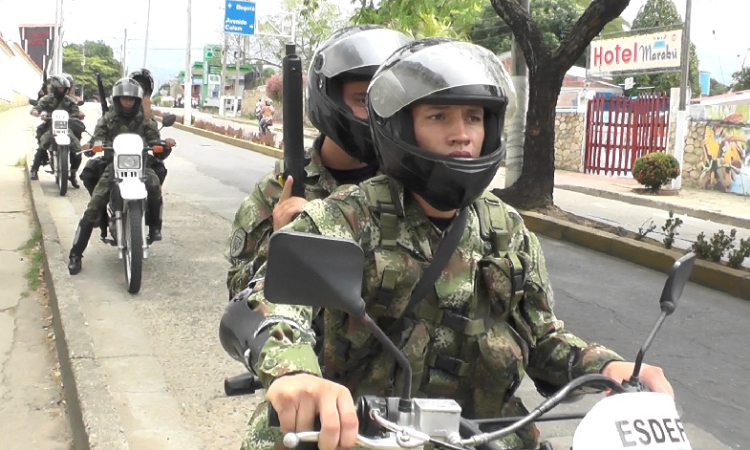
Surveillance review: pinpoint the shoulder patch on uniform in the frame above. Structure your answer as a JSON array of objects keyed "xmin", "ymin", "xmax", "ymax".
[{"xmin": 229, "ymin": 228, "xmax": 248, "ymax": 258}]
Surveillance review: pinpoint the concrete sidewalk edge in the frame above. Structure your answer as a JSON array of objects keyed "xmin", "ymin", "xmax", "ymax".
[
  {"xmin": 522, "ymin": 211, "xmax": 750, "ymax": 301},
  {"xmin": 24, "ymin": 166, "xmax": 131, "ymax": 450},
  {"xmin": 557, "ymin": 184, "xmax": 750, "ymax": 230},
  {"xmin": 166, "ymin": 118, "xmax": 750, "ymax": 301}
]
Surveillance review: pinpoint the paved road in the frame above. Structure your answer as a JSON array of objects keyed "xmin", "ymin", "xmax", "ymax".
[{"xmin": 29, "ymin": 104, "xmax": 744, "ymax": 449}]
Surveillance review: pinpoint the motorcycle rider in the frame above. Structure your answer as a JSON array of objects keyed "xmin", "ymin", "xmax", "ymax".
[
  {"xmin": 60, "ymin": 72, "xmax": 85, "ymax": 188},
  {"xmin": 67, "ymin": 77, "xmax": 167, "ymax": 275},
  {"xmin": 220, "ymin": 37, "xmax": 674, "ymax": 450},
  {"xmin": 225, "ymin": 24, "xmax": 414, "ymax": 298},
  {"xmin": 129, "ymin": 67, "xmax": 174, "ymax": 185},
  {"xmin": 29, "ymin": 75, "xmax": 83, "ymax": 183}
]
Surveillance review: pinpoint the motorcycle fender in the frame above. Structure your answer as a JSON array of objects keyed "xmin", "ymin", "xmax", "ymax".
[
  {"xmin": 118, "ymin": 179, "xmax": 147, "ymax": 200},
  {"xmin": 54, "ymin": 134, "xmax": 71, "ymax": 146}
]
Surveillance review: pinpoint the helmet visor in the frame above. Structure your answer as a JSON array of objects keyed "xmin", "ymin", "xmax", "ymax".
[
  {"xmin": 368, "ymin": 41, "xmax": 517, "ymax": 119},
  {"xmin": 312, "ymin": 28, "xmax": 413, "ymax": 79}
]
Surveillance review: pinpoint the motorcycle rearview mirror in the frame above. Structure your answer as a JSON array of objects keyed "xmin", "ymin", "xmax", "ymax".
[
  {"xmin": 161, "ymin": 114, "xmax": 177, "ymax": 128},
  {"xmin": 626, "ymin": 252, "xmax": 696, "ymax": 388},
  {"xmin": 264, "ymin": 231, "xmax": 415, "ymax": 408},
  {"xmin": 69, "ymin": 117, "xmax": 86, "ymax": 135},
  {"xmin": 264, "ymin": 231, "xmax": 366, "ymax": 316}
]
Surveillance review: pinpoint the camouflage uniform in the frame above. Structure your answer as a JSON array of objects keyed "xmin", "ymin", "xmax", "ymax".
[
  {"xmin": 226, "ymin": 136, "xmax": 363, "ymax": 299},
  {"xmin": 33, "ymin": 94, "xmax": 82, "ymax": 155},
  {"xmin": 239, "ymin": 176, "xmax": 625, "ymax": 450},
  {"xmin": 83, "ymin": 110, "xmax": 161, "ymax": 222}
]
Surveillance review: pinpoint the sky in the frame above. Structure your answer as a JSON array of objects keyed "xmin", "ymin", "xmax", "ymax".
[{"xmin": 1, "ymin": 0, "xmax": 748, "ymax": 86}]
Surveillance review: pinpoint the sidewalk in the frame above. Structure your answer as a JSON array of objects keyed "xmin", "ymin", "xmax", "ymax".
[{"xmin": 0, "ymin": 106, "xmax": 71, "ymax": 449}]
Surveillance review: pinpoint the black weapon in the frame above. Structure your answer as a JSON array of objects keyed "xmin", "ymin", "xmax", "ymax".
[
  {"xmin": 281, "ymin": 43, "xmax": 305, "ymax": 198},
  {"xmin": 96, "ymin": 73, "xmax": 108, "ymax": 114}
]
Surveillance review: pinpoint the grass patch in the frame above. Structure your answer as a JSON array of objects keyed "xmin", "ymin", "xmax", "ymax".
[
  {"xmin": 16, "ymin": 155, "xmax": 27, "ymax": 167},
  {"xmin": 20, "ymin": 223, "xmax": 44, "ymax": 293}
]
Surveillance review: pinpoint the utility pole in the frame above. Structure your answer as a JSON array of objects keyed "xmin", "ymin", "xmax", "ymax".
[
  {"xmin": 183, "ymin": 0, "xmax": 193, "ymax": 125},
  {"xmin": 505, "ymin": 0, "xmax": 529, "ymax": 187},
  {"xmin": 122, "ymin": 28, "xmax": 128, "ymax": 77},
  {"xmin": 671, "ymin": 0, "xmax": 692, "ymax": 190},
  {"xmin": 234, "ymin": 46, "xmax": 241, "ymax": 116},
  {"xmin": 143, "ymin": 0, "xmax": 151, "ymax": 67},
  {"xmin": 220, "ymin": 33, "xmax": 229, "ymax": 116}
]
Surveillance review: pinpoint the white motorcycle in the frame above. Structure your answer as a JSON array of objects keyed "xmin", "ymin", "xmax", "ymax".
[
  {"xmin": 85, "ymin": 114, "xmax": 176, "ymax": 294},
  {"xmin": 222, "ymin": 232, "xmax": 699, "ymax": 450}
]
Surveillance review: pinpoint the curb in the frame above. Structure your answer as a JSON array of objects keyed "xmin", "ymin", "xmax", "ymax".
[
  {"xmin": 208, "ymin": 114, "xmax": 319, "ymax": 140},
  {"xmin": 157, "ymin": 116, "xmax": 283, "ymax": 159},
  {"xmin": 557, "ymin": 184, "xmax": 750, "ymax": 230},
  {"xmin": 24, "ymin": 167, "xmax": 131, "ymax": 450},
  {"xmin": 160, "ymin": 116, "xmax": 750, "ymax": 302},
  {"xmin": 521, "ymin": 211, "xmax": 750, "ymax": 301}
]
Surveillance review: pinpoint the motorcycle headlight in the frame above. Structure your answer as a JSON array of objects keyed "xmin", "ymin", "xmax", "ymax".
[{"xmin": 117, "ymin": 155, "xmax": 141, "ymax": 170}]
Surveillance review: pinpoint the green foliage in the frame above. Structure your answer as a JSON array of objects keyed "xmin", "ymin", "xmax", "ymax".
[
  {"xmin": 710, "ymin": 78, "xmax": 730, "ymax": 96},
  {"xmin": 350, "ymin": 0, "xmax": 483, "ymax": 39},
  {"xmin": 614, "ymin": 0, "xmax": 700, "ymax": 97},
  {"xmin": 62, "ymin": 41, "xmax": 123, "ymax": 99},
  {"xmin": 632, "ymin": 151, "xmax": 681, "ymax": 191},
  {"xmin": 730, "ymin": 67, "xmax": 750, "ymax": 92}
]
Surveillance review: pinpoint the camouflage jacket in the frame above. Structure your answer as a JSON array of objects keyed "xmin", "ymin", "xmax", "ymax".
[
  {"xmin": 226, "ymin": 136, "xmax": 371, "ymax": 298},
  {"xmin": 33, "ymin": 94, "xmax": 80, "ymax": 122},
  {"xmin": 244, "ymin": 176, "xmax": 624, "ymax": 443},
  {"xmin": 90, "ymin": 110, "xmax": 161, "ymax": 161}
]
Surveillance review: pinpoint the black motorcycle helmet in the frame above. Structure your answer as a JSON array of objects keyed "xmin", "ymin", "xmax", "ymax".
[
  {"xmin": 306, "ymin": 25, "xmax": 412, "ymax": 165},
  {"xmin": 49, "ymin": 75, "xmax": 70, "ymax": 99},
  {"xmin": 367, "ymin": 38, "xmax": 517, "ymax": 211},
  {"xmin": 129, "ymin": 68, "xmax": 154, "ymax": 96},
  {"xmin": 112, "ymin": 77, "xmax": 144, "ymax": 119}
]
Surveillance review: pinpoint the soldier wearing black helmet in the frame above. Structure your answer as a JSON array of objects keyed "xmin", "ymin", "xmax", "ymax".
[
  {"xmin": 224, "ymin": 24, "xmax": 414, "ymax": 299},
  {"xmin": 29, "ymin": 75, "xmax": 83, "ymax": 185},
  {"xmin": 67, "ymin": 77, "xmax": 167, "ymax": 275},
  {"xmin": 129, "ymin": 68, "xmax": 174, "ymax": 185}
]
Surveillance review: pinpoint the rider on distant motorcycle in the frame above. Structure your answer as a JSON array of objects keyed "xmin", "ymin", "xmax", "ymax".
[
  {"xmin": 67, "ymin": 77, "xmax": 170, "ymax": 275},
  {"xmin": 29, "ymin": 75, "xmax": 83, "ymax": 186},
  {"xmin": 129, "ymin": 67, "xmax": 172, "ymax": 185}
]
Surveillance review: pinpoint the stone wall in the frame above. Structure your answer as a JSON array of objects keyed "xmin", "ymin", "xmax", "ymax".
[
  {"xmin": 680, "ymin": 120, "xmax": 704, "ymax": 188},
  {"xmin": 554, "ymin": 112, "xmax": 586, "ymax": 171}
]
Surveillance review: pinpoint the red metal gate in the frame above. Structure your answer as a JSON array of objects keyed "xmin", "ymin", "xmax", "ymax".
[{"xmin": 584, "ymin": 94, "xmax": 670, "ymax": 176}]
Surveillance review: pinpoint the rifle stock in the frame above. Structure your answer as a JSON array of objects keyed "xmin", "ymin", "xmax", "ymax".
[
  {"xmin": 96, "ymin": 73, "xmax": 108, "ymax": 114},
  {"xmin": 281, "ymin": 43, "xmax": 305, "ymax": 198}
]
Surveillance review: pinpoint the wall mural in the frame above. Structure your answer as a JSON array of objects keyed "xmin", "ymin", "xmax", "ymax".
[{"xmin": 700, "ymin": 104, "xmax": 750, "ymax": 196}]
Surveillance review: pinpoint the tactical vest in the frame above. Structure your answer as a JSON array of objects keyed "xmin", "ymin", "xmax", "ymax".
[{"xmin": 326, "ymin": 177, "xmax": 527, "ymax": 398}]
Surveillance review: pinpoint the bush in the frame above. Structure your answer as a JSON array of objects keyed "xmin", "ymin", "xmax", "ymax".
[
  {"xmin": 632, "ymin": 152, "xmax": 681, "ymax": 191},
  {"xmin": 265, "ymin": 72, "xmax": 308, "ymax": 102}
]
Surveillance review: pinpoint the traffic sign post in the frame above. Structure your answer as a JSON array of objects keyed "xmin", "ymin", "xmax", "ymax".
[{"xmin": 224, "ymin": 0, "xmax": 256, "ymax": 36}]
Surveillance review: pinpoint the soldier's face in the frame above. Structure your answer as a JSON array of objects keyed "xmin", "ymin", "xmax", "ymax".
[
  {"xmin": 342, "ymin": 80, "xmax": 368, "ymax": 119},
  {"xmin": 119, "ymin": 97, "xmax": 136, "ymax": 109},
  {"xmin": 411, "ymin": 104, "xmax": 484, "ymax": 158}
]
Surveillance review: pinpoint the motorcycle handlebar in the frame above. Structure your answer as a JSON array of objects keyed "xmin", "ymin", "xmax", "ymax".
[{"xmin": 267, "ymin": 374, "xmax": 629, "ymax": 450}]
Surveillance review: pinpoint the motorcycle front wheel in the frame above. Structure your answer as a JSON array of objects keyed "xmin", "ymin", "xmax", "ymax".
[
  {"xmin": 123, "ymin": 201, "xmax": 144, "ymax": 294},
  {"xmin": 56, "ymin": 144, "xmax": 68, "ymax": 196}
]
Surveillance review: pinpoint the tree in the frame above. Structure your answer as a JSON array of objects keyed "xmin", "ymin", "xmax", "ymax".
[
  {"xmin": 247, "ymin": 0, "xmax": 349, "ymax": 70},
  {"xmin": 730, "ymin": 67, "xmax": 750, "ymax": 92},
  {"xmin": 350, "ymin": 0, "xmax": 483, "ymax": 38},
  {"xmin": 62, "ymin": 41, "xmax": 123, "ymax": 99},
  {"xmin": 488, "ymin": 0, "xmax": 633, "ymax": 209},
  {"xmin": 615, "ymin": 0, "xmax": 699, "ymax": 97},
  {"xmin": 469, "ymin": 0, "xmax": 628, "ymax": 67},
  {"xmin": 710, "ymin": 78, "xmax": 730, "ymax": 96}
]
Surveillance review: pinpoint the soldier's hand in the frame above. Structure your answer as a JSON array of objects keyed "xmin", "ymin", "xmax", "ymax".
[
  {"xmin": 165, "ymin": 138, "xmax": 176, "ymax": 147},
  {"xmin": 81, "ymin": 143, "xmax": 91, "ymax": 150},
  {"xmin": 266, "ymin": 373, "xmax": 358, "ymax": 450},
  {"xmin": 273, "ymin": 176, "xmax": 307, "ymax": 231},
  {"xmin": 31, "ymin": 110, "xmax": 39, "ymax": 117},
  {"xmin": 78, "ymin": 112, "xmax": 86, "ymax": 119}
]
